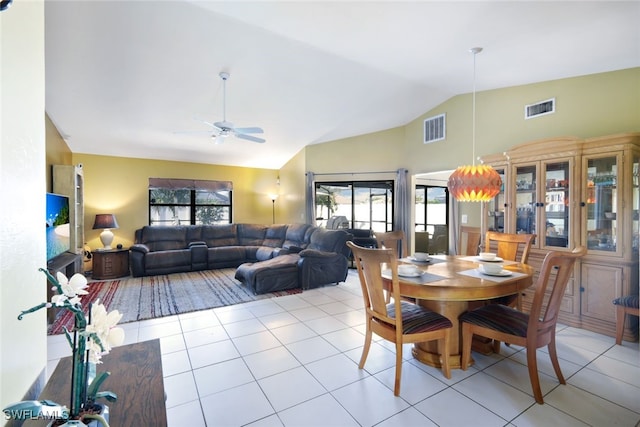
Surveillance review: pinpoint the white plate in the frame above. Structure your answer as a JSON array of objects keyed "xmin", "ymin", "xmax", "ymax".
[
  {"xmin": 398, "ymin": 270, "xmax": 422, "ymax": 277},
  {"xmin": 478, "ymin": 268, "xmax": 512, "ymax": 277},
  {"xmin": 478, "ymin": 256, "xmax": 503, "ymax": 263},
  {"xmin": 408, "ymin": 256, "xmax": 431, "ymax": 262}
]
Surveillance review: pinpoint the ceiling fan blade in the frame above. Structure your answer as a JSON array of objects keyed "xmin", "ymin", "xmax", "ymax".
[
  {"xmin": 193, "ymin": 117, "xmax": 220, "ymax": 129},
  {"xmin": 233, "ymin": 126, "xmax": 264, "ymax": 134},
  {"xmin": 236, "ymin": 133, "xmax": 266, "ymax": 143}
]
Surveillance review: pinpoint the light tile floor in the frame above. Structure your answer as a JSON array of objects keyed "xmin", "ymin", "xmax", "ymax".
[{"xmin": 47, "ymin": 270, "xmax": 640, "ymax": 426}]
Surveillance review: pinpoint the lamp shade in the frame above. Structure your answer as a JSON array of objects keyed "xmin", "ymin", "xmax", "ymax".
[
  {"xmin": 92, "ymin": 214, "xmax": 119, "ymax": 230},
  {"xmin": 447, "ymin": 164, "xmax": 502, "ymax": 202}
]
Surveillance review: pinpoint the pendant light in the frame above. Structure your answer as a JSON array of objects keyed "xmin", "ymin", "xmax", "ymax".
[{"xmin": 447, "ymin": 47, "xmax": 502, "ymax": 202}]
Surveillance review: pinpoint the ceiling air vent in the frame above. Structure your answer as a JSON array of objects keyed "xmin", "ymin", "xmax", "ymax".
[
  {"xmin": 424, "ymin": 113, "xmax": 446, "ymax": 144},
  {"xmin": 525, "ymin": 98, "xmax": 555, "ymax": 119}
]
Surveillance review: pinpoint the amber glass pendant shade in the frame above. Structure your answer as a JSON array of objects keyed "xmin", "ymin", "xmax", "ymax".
[{"xmin": 447, "ymin": 164, "xmax": 502, "ymax": 202}]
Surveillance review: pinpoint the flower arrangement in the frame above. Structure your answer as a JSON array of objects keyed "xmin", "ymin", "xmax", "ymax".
[{"xmin": 3, "ymin": 269, "xmax": 124, "ymax": 427}]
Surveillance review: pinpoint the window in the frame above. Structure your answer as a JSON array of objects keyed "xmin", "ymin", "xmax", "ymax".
[
  {"xmin": 148, "ymin": 178, "xmax": 232, "ymax": 226},
  {"xmin": 315, "ymin": 181, "xmax": 394, "ymax": 232},
  {"xmin": 415, "ymin": 185, "xmax": 449, "ymax": 254}
]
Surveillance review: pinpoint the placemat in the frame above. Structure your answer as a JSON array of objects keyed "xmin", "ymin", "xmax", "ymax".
[
  {"xmin": 382, "ymin": 269, "xmax": 447, "ymax": 284},
  {"xmin": 400, "ymin": 256, "xmax": 447, "ymax": 266},
  {"xmin": 459, "ymin": 255, "xmax": 518, "ymax": 266},
  {"xmin": 457, "ymin": 268, "xmax": 526, "ymax": 283}
]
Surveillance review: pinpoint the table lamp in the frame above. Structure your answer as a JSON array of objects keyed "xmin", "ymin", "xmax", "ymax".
[{"xmin": 93, "ymin": 214, "xmax": 119, "ymax": 250}]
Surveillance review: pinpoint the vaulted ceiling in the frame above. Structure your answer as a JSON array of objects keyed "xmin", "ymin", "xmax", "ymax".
[{"xmin": 45, "ymin": 1, "xmax": 640, "ymax": 170}]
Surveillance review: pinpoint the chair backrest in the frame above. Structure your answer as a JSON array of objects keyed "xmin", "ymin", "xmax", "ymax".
[
  {"xmin": 528, "ymin": 247, "xmax": 587, "ymax": 338},
  {"xmin": 485, "ymin": 231, "xmax": 536, "ymax": 263},
  {"xmin": 458, "ymin": 226, "xmax": 481, "ymax": 256},
  {"xmin": 374, "ymin": 230, "xmax": 408, "ymax": 259},
  {"xmin": 347, "ymin": 241, "xmax": 402, "ymax": 329}
]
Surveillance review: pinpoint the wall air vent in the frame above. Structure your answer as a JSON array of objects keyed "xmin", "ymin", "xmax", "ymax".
[
  {"xmin": 424, "ymin": 113, "xmax": 446, "ymax": 144},
  {"xmin": 525, "ymin": 98, "xmax": 555, "ymax": 119}
]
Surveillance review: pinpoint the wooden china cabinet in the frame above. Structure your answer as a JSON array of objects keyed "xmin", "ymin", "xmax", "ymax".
[{"xmin": 480, "ymin": 133, "xmax": 639, "ymax": 341}]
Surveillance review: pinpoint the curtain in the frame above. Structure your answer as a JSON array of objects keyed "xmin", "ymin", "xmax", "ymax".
[
  {"xmin": 450, "ymin": 199, "xmax": 460, "ymax": 255},
  {"xmin": 394, "ymin": 168, "xmax": 411, "ymax": 254},
  {"xmin": 305, "ymin": 172, "xmax": 315, "ymax": 226},
  {"xmin": 148, "ymin": 178, "xmax": 232, "ymax": 191}
]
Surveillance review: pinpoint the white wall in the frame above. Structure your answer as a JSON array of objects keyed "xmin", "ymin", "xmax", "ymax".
[{"xmin": 0, "ymin": 0, "xmax": 47, "ymax": 415}]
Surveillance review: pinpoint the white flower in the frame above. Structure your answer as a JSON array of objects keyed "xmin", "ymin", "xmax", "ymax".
[
  {"xmin": 85, "ymin": 300, "xmax": 124, "ymax": 362},
  {"xmin": 56, "ymin": 272, "xmax": 89, "ymax": 298}
]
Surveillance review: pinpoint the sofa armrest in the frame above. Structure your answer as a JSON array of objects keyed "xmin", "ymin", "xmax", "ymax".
[
  {"xmin": 283, "ymin": 245, "xmax": 303, "ymax": 254},
  {"xmin": 189, "ymin": 241, "xmax": 207, "ymax": 248},
  {"xmin": 129, "ymin": 244, "xmax": 149, "ymax": 277},
  {"xmin": 130, "ymin": 243, "xmax": 150, "ymax": 254},
  {"xmin": 298, "ymin": 248, "xmax": 339, "ymax": 259}
]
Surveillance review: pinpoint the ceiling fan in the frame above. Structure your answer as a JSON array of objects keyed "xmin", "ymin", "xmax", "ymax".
[{"xmin": 197, "ymin": 71, "xmax": 266, "ymax": 144}]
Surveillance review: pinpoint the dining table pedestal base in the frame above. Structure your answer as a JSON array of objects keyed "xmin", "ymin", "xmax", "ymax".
[{"xmin": 413, "ymin": 299, "xmax": 469, "ymax": 369}]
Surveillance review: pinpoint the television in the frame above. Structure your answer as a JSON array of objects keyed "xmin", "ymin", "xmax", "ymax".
[{"xmin": 46, "ymin": 192, "xmax": 71, "ymax": 261}]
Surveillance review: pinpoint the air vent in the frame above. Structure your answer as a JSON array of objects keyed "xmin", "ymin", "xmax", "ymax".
[
  {"xmin": 525, "ymin": 98, "xmax": 555, "ymax": 119},
  {"xmin": 424, "ymin": 113, "xmax": 446, "ymax": 144}
]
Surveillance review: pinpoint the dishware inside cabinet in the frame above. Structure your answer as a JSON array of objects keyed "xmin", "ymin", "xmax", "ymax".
[
  {"xmin": 487, "ymin": 167, "xmax": 506, "ymax": 233},
  {"xmin": 544, "ymin": 161, "xmax": 570, "ymax": 248},
  {"xmin": 585, "ymin": 156, "xmax": 617, "ymax": 251}
]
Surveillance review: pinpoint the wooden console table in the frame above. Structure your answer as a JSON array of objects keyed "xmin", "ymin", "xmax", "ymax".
[{"xmin": 36, "ymin": 340, "xmax": 167, "ymax": 426}]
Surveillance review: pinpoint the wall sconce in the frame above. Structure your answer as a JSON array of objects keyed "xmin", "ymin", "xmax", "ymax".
[
  {"xmin": 269, "ymin": 194, "xmax": 278, "ymax": 224},
  {"xmin": 92, "ymin": 214, "xmax": 119, "ymax": 250}
]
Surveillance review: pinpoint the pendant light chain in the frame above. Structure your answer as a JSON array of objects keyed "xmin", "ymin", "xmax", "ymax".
[{"xmin": 471, "ymin": 47, "xmax": 482, "ymax": 166}]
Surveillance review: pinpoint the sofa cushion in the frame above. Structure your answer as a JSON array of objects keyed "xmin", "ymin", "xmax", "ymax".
[
  {"xmin": 263, "ymin": 225, "xmax": 287, "ymax": 248},
  {"xmin": 235, "ymin": 254, "xmax": 300, "ymax": 294},
  {"xmin": 139, "ymin": 226, "xmax": 189, "ymax": 251},
  {"xmin": 144, "ymin": 249, "xmax": 191, "ymax": 269},
  {"xmin": 207, "ymin": 246, "xmax": 247, "ymax": 268},
  {"xmin": 283, "ymin": 223, "xmax": 313, "ymax": 249},
  {"xmin": 201, "ymin": 224, "xmax": 239, "ymax": 247},
  {"xmin": 308, "ymin": 228, "xmax": 351, "ymax": 255},
  {"xmin": 237, "ymin": 224, "xmax": 267, "ymax": 246}
]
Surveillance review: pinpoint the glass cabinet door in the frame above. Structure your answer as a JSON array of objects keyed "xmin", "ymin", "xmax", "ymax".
[
  {"xmin": 584, "ymin": 154, "xmax": 619, "ymax": 253},
  {"xmin": 487, "ymin": 166, "xmax": 507, "ymax": 233},
  {"xmin": 543, "ymin": 161, "xmax": 570, "ymax": 248},
  {"xmin": 513, "ymin": 164, "xmax": 537, "ymax": 235}
]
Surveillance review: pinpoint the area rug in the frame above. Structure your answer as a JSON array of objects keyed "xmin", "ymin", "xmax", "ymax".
[{"xmin": 48, "ymin": 268, "xmax": 301, "ymax": 335}]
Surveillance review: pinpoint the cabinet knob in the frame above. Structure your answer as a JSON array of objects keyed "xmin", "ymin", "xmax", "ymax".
[{"xmin": 580, "ymin": 202, "xmax": 586, "ymax": 207}]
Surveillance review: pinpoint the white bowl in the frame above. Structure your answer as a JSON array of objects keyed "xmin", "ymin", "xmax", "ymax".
[
  {"xmin": 480, "ymin": 262, "xmax": 503, "ymax": 274},
  {"xmin": 398, "ymin": 265, "xmax": 420, "ymax": 276},
  {"xmin": 413, "ymin": 252, "xmax": 430, "ymax": 261},
  {"xmin": 479, "ymin": 252, "xmax": 496, "ymax": 261}
]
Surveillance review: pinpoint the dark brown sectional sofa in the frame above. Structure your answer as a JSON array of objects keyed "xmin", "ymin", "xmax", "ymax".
[{"xmin": 130, "ymin": 223, "xmax": 353, "ymax": 292}]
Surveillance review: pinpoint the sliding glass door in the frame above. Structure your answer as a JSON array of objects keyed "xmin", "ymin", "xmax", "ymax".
[{"xmin": 315, "ymin": 181, "xmax": 394, "ymax": 232}]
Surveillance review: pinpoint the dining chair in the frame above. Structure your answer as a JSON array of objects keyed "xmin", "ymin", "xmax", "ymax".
[
  {"xmin": 373, "ymin": 230, "xmax": 408, "ymax": 259},
  {"xmin": 484, "ymin": 231, "xmax": 535, "ymax": 264},
  {"xmin": 460, "ymin": 246, "xmax": 587, "ymax": 404},
  {"xmin": 613, "ymin": 295, "xmax": 639, "ymax": 345},
  {"xmin": 346, "ymin": 241, "xmax": 452, "ymax": 395},
  {"xmin": 484, "ymin": 231, "xmax": 536, "ymax": 311},
  {"xmin": 458, "ymin": 226, "xmax": 481, "ymax": 256}
]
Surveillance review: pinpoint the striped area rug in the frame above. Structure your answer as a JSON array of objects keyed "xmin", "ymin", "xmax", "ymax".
[{"xmin": 48, "ymin": 268, "xmax": 301, "ymax": 335}]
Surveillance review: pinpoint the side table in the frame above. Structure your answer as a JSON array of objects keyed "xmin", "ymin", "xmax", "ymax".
[{"xmin": 91, "ymin": 248, "xmax": 129, "ymax": 279}]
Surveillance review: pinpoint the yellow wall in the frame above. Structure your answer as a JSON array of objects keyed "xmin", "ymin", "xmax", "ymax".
[
  {"xmin": 1, "ymin": 0, "xmax": 47, "ymax": 412},
  {"xmin": 72, "ymin": 154, "xmax": 280, "ymax": 250}
]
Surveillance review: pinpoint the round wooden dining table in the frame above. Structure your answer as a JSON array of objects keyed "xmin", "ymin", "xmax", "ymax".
[{"xmin": 382, "ymin": 255, "xmax": 534, "ymax": 369}]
